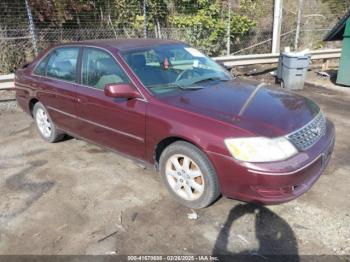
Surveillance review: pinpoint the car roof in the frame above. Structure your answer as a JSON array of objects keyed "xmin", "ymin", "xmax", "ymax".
[{"xmin": 61, "ymin": 38, "xmax": 185, "ymax": 51}]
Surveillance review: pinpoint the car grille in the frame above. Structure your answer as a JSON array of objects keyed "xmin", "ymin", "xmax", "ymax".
[{"xmin": 286, "ymin": 111, "xmax": 326, "ymax": 151}]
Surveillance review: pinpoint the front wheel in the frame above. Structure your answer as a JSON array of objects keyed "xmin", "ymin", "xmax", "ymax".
[{"xmin": 159, "ymin": 141, "xmax": 220, "ymax": 209}]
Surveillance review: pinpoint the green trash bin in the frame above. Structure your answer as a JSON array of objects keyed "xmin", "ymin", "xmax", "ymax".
[{"xmin": 337, "ymin": 18, "xmax": 350, "ymax": 86}]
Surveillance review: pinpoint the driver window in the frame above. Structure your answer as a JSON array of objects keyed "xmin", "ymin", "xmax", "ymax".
[{"xmin": 81, "ymin": 48, "xmax": 130, "ymax": 90}]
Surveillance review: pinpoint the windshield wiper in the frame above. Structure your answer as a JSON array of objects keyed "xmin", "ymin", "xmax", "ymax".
[
  {"xmin": 148, "ymin": 83, "xmax": 183, "ymax": 90},
  {"xmin": 148, "ymin": 83, "xmax": 204, "ymax": 91},
  {"xmin": 178, "ymin": 85, "xmax": 205, "ymax": 90},
  {"xmin": 191, "ymin": 77, "xmax": 230, "ymax": 85}
]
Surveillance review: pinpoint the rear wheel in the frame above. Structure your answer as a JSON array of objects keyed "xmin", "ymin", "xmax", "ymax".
[
  {"xmin": 159, "ymin": 141, "xmax": 220, "ymax": 208},
  {"xmin": 33, "ymin": 102, "xmax": 64, "ymax": 143}
]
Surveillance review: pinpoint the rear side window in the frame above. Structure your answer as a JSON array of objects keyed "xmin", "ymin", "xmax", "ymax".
[
  {"xmin": 46, "ymin": 47, "xmax": 79, "ymax": 82},
  {"xmin": 33, "ymin": 54, "xmax": 51, "ymax": 76},
  {"xmin": 81, "ymin": 48, "xmax": 130, "ymax": 90}
]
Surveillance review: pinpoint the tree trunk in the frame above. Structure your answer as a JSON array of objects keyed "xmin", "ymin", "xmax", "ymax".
[
  {"xmin": 157, "ymin": 19, "xmax": 161, "ymax": 39},
  {"xmin": 75, "ymin": 10, "xmax": 81, "ymax": 29},
  {"xmin": 100, "ymin": 6, "xmax": 103, "ymax": 27},
  {"xmin": 154, "ymin": 19, "xmax": 158, "ymax": 38}
]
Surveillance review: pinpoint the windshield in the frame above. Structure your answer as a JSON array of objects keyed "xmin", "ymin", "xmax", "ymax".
[{"xmin": 121, "ymin": 44, "xmax": 232, "ymax": 94}]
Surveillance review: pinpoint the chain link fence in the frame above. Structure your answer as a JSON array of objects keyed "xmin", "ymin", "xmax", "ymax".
[
  {"xmin": 0, "ymin": 0, "xmax": 348, "ymax": 74},
  {"xmin": 0, "ymin": 26, "xmax": 341, "ymax": 75},
  {"xmin": 0, "ymin": 26, "xmax": 277, "ymax": 74}
]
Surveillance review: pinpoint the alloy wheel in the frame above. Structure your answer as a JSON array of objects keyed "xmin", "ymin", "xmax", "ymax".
[
  {"xmin": 35, "ymin": 108, "xmax": 52, "ymax": 138},
  {"xmin": 165, "ymin": 154, "xmax": 205, "ymax": 201}
]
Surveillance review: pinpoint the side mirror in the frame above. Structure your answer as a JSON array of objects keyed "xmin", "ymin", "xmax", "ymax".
[{"xmin": 104, "ymin": 83, "xmax": 141, "ymax": 99}]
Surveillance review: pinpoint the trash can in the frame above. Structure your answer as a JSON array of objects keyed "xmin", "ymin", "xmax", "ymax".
[
  {"xmin": 336, "ymin": 18, "xmax": 350, "ymax": 86},
  {"xmin": 277, "ymin": 51, "xmax": 310, "ymax": 90}
]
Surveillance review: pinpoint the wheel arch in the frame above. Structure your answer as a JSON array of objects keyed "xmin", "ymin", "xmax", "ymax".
[
  {"xmin": 153, "ymin": 135, "xmax": 206, "ymax": 168},
  {"xmin": 28, "ymin": 97, "xmax": 39, "ymax": 117}
]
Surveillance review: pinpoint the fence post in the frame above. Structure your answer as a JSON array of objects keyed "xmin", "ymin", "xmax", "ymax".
[
  {"xmin": 226, "ymin": 0, "xmax": 231, "ymax": 56},
  {"xmin": 24, "ymin": 0, "xmax": 38, "ymax": 56},
  {"xmin": 272, "ymin": 0, "xmax": 283, "ymax": 54},
  {"xmin": 143, "ymin": 0, "xmax": 147, "ymax": 38},
  {"xmin": 294, "ymin": 0, "xmax": 304, "ymax": 51}
]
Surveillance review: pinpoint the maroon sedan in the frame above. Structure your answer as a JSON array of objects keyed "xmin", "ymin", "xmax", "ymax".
[{"xmin": 14, "ymin": 39, "xmax": 335, "ymax": 208}]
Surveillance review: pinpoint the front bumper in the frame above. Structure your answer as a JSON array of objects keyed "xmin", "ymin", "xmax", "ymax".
[{"xmin": 208, "ymin": 120, "xmax": 335, "ymax": 205}]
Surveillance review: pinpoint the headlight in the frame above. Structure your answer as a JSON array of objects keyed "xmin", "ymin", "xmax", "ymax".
[{"xmin": 224, "ymin": 137, "xmax": 298, "ymax": 162}]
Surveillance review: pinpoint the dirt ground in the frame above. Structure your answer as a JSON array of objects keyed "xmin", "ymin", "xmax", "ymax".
[{"xmin": 0, "ymin": 81, "xmax": 350, "ymax": 257}]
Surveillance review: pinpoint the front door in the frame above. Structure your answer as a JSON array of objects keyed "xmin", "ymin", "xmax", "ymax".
[{"xmin": 75, "ymin": 47, "xmax": 146, "ymax": 160}]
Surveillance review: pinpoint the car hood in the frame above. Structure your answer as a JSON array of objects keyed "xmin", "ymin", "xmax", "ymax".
[{"xmin": 158, "ymin": 79, "xmax": 320, "ymax": 137}]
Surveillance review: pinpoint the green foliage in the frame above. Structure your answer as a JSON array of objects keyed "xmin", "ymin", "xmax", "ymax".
[
  {"xmin": 0, "ymin": 38, "xmax": 29, "ymax": 74},
  {"xmin": 8, "ymin": 0, "xmax": 257, "ymax": 57},
  {"xmin": 170, "ymin": 0, "xmax": 255, "ymax": 55},
  {"xmin": 112, "ymin": 0, "xmax": 140, "ymax": 28},
  {"xmin": 321, "ymin": 0, "xmax": 350, "ymax": 15}
]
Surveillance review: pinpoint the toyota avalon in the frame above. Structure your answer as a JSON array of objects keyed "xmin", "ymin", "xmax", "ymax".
[{"xmin": 14, "ymin": 39, "xmax": 335, "ymax": 208}]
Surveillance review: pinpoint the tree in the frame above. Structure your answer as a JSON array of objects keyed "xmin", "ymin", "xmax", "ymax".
[
  {"xmin": 321, "ymin": 0, "xmax": 350, "ymax": 17},
  {"xmin": 170, "ymin": 0, "xmax": 255, "ymax": 55},
  {"xmin": 28, "ymin": 0, "xmax": 93, "ymax": 28},
  {"xmin": 147, "ymin": 0, "xmax": 169, "ymax": 37}
]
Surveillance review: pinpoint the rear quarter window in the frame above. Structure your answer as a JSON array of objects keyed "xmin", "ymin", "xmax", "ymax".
[{"xmin": 33, "ymin": 54, "xmax": 51, "ymax": 76}]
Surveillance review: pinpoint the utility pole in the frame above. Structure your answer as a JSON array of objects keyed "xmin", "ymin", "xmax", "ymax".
[
  {"xmin": 272, "ymin": 0, "xmax": 283, "ymax": 54},
  {"xmin": 143, "ymin": 0, "xmax": 147, "ymax": 38},
  {"xmin": 24, "ymin": 0, "xmax": 38, "ymax": 56},
  {"xmin": 294, "ymin": 0, "xmax": 304, "ymax": 51},
  {"xmin": 226, "ymin": 0, "xmax": 231, "ymax": 56}
]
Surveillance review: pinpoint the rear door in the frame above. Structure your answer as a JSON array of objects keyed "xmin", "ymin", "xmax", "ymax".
[
  {"xmin": 33, "ymin": 46, "xmax": 80, "ymax": 133},
  {"xmin": 75, "ymin": 47, "xmax": 146, "ymax": 160}
]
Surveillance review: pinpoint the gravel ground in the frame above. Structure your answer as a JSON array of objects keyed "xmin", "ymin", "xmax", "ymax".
[
  {"xmin": 0, "ymin": 90, "xmax": 17, "ymax": 112},
  {"xmin": 0, "ymin": 82, "xmax": 349, "ymax": 257}
]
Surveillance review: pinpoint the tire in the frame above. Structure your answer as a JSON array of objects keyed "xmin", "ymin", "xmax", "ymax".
[
  {"xmin": 159, "ymin": 141, "xmax": 220, "ymax": 209},
  {"xmin": 33, "ymin": 102, "xmax": 64, "ymax": 143}
]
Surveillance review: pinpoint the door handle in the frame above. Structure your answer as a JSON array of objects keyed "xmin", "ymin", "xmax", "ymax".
[{"xmin": 77, "ymin": 96, "xmax": 88, "ymax": 104}]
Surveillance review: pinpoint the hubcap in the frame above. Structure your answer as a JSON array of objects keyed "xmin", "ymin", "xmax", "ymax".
[
  {"xmin": 36, "ymin": 108, "xmax": 52, "ymax": 138},
  {"xmin": 165, "ymin": 154, "xmax": 205, "ymax": 201}
]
